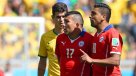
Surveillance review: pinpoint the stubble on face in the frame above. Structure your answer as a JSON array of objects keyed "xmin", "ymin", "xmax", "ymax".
[{"xmin": 90, "ymin": 8, "xmax": 102, "ymax": 28}]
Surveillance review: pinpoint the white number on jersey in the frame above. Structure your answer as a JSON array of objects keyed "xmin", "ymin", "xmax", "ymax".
[
  {"xmin": 66, "ymin": 48, "xmax": 74, "ymax": 58},
  {"xmin": 92, "ymin": 43, "xmax": 96, "ymax": 53}
]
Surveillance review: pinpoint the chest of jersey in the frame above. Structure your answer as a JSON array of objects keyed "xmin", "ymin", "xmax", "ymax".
[
  {"xmin": 58, "ymin": 36, "xmax": 90, "ymax": 59},
  {"xmin": 92, "ymin": 33, "xmax": 110, "ymax": 59}
]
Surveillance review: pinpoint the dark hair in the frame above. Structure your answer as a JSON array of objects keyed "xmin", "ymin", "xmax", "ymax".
[
  {"xmin": 65, "ymin": 11, "xmax": 84, "ymax": 26},
  {"xmin": 52, "ymin": 2, "xmax": 68, "ymax": 16},
  {"xmin": 94, "ymin": 3, "xmax": 111, "ymax": 22}
]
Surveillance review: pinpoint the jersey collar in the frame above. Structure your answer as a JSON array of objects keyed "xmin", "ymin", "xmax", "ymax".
[
  {"xmin": 68, "ymin": 28, "xmax": 85, "ymax": 43},
  {"xmin": 79, "ymin": 28, "xmax": 86, "ymax": 37},
  {"xmin": 53, "ymin": 29, "xmax": 59, "ymax": 35},
  {"xmin": 103, "ymin": 24, "xmax": 113, "ymax": 32}
]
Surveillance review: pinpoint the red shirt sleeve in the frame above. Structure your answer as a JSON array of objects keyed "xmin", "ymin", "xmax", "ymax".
[{"xmin": 108, "ymin": 29, "xmax": 123, "ymax": 55}]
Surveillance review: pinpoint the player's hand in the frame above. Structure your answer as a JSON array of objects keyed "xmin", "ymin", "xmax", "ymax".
[{"xmin": 80, "ymin": 49, "xmax": 93, "ymax": 63}]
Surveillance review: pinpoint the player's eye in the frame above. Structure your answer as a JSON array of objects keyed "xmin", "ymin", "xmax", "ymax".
[
  {"xmin": 56, "ymin": 16, "xmax": 61, "ymax": 18},
  {"xmin": 64, "ymin": 19, "xmax": 69, "ymax": 23},
  {"xmin": 56, "ymin": 16, "xmax": 65, "ymax": 19},
  {"xmin": 91, "ymin": 11, "xmax": 96, "ymax": 15}
]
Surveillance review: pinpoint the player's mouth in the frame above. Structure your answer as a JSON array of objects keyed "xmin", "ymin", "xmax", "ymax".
[
  {"xmin": 59, "ymin": 25, "xmax": 64, "ymax": 29},
  {"xmin": 60, "ymin": 23, "xmax": 65, "ymax": 28},
  {"xmin": 91, "ymin": 19, "xmax": 95, "ymax": 23}
]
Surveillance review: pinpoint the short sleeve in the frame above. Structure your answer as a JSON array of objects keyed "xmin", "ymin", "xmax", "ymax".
[
  {"xmin": 38, "ymin": 34, "xmax": 47, "ymax": 57},
  {"xmin": 108, "ymin": 30, "xmax": 123, "ymax": 55}
]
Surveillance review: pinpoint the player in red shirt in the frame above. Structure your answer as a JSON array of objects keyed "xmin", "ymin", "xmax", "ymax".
[
  {"xmin": 55, "ymin": 11, "xmax": 93, "ymax": 76},
  {"xmin": 0, "ymin": 69, "xmax": 4, "ymax": 76},
  {"xmin": 80, "ymin": 3, "xmax": 123, "ymax": 76}
]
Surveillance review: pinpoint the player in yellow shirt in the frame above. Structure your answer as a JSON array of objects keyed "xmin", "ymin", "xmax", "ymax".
[{"xmin": 38, "ymin": 2, "xmax": 68, "ymax": 76}]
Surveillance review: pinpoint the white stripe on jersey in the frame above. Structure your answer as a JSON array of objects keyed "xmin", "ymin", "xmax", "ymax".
[{"xmin": 110, "ymin": 52, "xmax": 121, "ymax": 54}]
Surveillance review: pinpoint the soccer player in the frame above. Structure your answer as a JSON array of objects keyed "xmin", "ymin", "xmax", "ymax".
[
  {"xmin": 55, "ymin": 11, "xmax": 93, "ymax": 76},
  {"xmin": 0, "ymin": 69, "xmax": 4, "ymax": 76},
  {"xmin": 38, "ymin": 2, "xmax": 68, "ymax": 76},
  {"xmin": 80, "ymin": 3, "xmax": 123, "ymax": 76}
]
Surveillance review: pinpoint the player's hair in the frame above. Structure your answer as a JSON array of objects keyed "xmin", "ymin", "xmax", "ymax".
[
  {"xmin": 52, "ymin": 2, "xmax": 68, "ymax": 16},
  {"xmin": 65, "ymin": 11, "xmax": 84, "ymax": 26},
  {"xmin": 94, "ymin": 3, "xmax": 111, "ymax": 22}
]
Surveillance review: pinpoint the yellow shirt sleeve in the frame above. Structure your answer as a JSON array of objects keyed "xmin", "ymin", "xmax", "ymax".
[
  {"xmin": 38, "ymin": 33, "xmax": 47, "ymax": 57},
  {"xmin": 38, "ymin": 30, "xmax": 57, "ymax": 57}
]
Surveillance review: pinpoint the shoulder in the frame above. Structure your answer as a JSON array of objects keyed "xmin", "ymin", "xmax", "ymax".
[
  {"xmin": 106, "ymin": 28, "xmax": 123, "ymax": 40},
  {"xmin": 45, "ymin": 30, "xmax": 54, "ymax": 36},
  {"xmin": 108, "ymin": 28, "xmax": 119, "ymax": 34},
  {"xmin": 40, "ymin": 30, "xmax": 56, "ymax": 42},
  {"xmin": 56, "ymin": 33, "xmax": 67, "ymax": 43},
  {"xmin": 105, "ymin": 28, "xmax": 120, "ymax": 37},
  {"xmin": 57, "ymin": 33, "xmax": 66, "ymax": 38},
  {"xmin": 41, "ymin": 30, "xmax": 55, "ymax": 38},
  {"xmin": 84, "ymin": 32, "xmax": 93, "ymax": 38}
]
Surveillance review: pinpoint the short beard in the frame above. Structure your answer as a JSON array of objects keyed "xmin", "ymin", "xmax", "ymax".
[{"xmin": 91, "ymin": 21, "xmax": 96, "ymax": 28}]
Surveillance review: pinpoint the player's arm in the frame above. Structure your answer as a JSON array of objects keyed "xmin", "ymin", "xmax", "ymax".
[
  {"xmin": 38, "ymin": 57, "xmax": 47, "ymax": 76},
  {"xmin": 80, "ymin": 49, "xmax": 121, "ymax": 66},
  {"xmin": 38, "ymin": 34, "xmax": 48, "ymax": 76},
  {"xmin": 80, "ymin": 32, "xmax": 122, "ymax": 66},
  {"xmin": 94, "ymin": 31, "xmax": 123, "ymax": 66},
  {"xmin": 91, "ymin": 54, "xmax": 120, "ymax": 66}
]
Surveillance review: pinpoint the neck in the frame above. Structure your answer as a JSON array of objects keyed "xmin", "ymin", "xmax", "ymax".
[
  {"xmin": 53, "ymin": 28, "xmax": 64, "ymax": 35},
  {"xmin": 69, "ymin": 33, "xmax": 79, "ymax": 40},
  {"xmin": 97, "ymin": 22, "xmax": 109, "ymax": 33},
  {"xmin": 68, "ymin": 29, "xmax": 82, "ymax": 40}
]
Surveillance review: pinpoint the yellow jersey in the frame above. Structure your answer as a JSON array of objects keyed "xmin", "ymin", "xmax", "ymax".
[{"xmin": 38, "ymin": 29, "xmax": 60, "ymax": 76}]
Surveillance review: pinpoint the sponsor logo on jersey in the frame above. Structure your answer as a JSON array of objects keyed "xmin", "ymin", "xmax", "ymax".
[
  {"xmin": 112, "ymin": 38, "xmax": 119, "ymax": 46},
  {"xmin": 78, "ymin": 41, "xmax": 84, "ymax": 47},
  {"xmin": 99, "ymin": 36, "xmax": 104, "ymax": 42}
]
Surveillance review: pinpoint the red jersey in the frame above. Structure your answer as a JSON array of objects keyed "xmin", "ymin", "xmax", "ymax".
[
  {"xmin": 91, "ymin": 25, "xmax": 123, "ymax": 76},
  {"xmin": 0, "ymin": 69, "xmax": 4, "ymax": 76},
  {"xmin": 55, "ymin": 31, "xmax": 93, "ymax": 76}
]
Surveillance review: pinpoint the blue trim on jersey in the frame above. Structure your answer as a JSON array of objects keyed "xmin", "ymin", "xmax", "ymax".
[
  {"xmin": 103, "ymin": 24, "xmax": 113, "ymax": 32},
  {"xmin": 79, "ymin": 28, "xmax": 86, "ymax": 36}
]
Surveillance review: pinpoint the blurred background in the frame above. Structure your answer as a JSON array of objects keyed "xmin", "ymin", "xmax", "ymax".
[{"xmin": 0, "ymin": 0, "xmax": 136, "ymax": 76}]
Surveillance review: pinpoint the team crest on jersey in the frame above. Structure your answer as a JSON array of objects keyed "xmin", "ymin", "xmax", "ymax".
[
  {"xmin": 99, "ymin": 36, "xmax": 104, "ymax": 42},
  {"xmin": 78, "ymin": 41, "xmax": 84, "ymax": 47}
]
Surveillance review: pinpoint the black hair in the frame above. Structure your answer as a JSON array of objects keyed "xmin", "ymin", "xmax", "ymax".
[
  {"xmin": 52, "ymin": 2, "xmax": 68, "ymax": 16},
  {"xmin": 94, "ymin": 3, "xmax": 111, "ymax": 22},
  {"xmin": 65, "ymin": 11, "xmax": 84, "ymax": 26}
]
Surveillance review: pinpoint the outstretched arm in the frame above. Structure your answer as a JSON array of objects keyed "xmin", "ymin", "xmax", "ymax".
[{"xmin": 80, "ymin": 49, "xmax": 121, "ymax": 66}]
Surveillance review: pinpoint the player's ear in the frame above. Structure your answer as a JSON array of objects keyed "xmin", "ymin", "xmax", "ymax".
[
  {"xmin": 102, "ymin": 14, "xmax": 106, "ymax": 20},
  {"xmin": 76, "ymin": 23, "xmax": 80, "ymax": 27},
  {"xmin": 51, "ymin": 15, "xmax": 55, "ymax": 23},
  {"xmin": 51, "ymin": 15, "xmax": 54, "ymax": 19}
]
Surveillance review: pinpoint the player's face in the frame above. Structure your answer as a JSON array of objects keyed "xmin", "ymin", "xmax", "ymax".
[
  {"xmin": 89, "ymin": 8, "xmax": 103, "ymax": 28},
  {"xmin": 64, "ymin": 15, "xmax": 77, "ymax": 35},
  {"xmin": 52, "ymin": 12, "xmax": 66, "ymax": 29}
]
